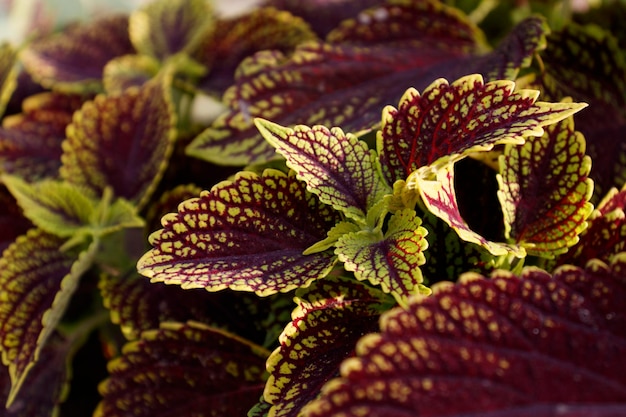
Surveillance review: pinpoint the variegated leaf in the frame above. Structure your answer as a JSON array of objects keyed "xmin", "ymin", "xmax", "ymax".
[
  {"xmin": 255, "ymin": 119, "xmax": 390, "ymax": 222},
  {"xmin": 301, "ymin": 255, "xmax": 626, "ymax": 417},
  {"xmin": 0, "ymin": 229, "xmax": 97, "ymax": 405},
  {"xmin": 102, "ymin": 54, "xmax": 161, "ymax": 94},
  {"xmin": 95, "ymin": 322, "xmax": 269, "ymax": 417},
  {"xmin": 138, "ymin": 169, "xmax": 342, "ymax": 296},
  {"xmin": 498, "ymin": 117, "xmax": 594, "ymax": 258}
]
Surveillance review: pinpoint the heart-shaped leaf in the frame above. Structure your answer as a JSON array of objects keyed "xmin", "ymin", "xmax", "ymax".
[
  {"xmin": 378, "ymin": 74, "xmax": 587, "ymax": 185},
  {"xmin": 497, "ymin": 116, "xmax": 594, "ymax": 258},
  {"xmin": 138, "ymin": 169, "xmax": 342, "ymax": 296},
  {"xmin": 255, "ymin": 119, "xmax": 391, "ymax": 222},
  {"xmin": 20, "ymin": 15, "xmax": 134, "ymax": 93},
  {"xmin": 265, "ymin": 278, "xmax": 388, "ymax": 417},
  {"xmin": 61, "ymin": 76, "xmax": 176, "ymax": 209},
  {"xmin": 0, "ymin": 229, "xmax": 97, "ymax": 405},
  {"xmin": 301, "ymin": 255, "xmax": 626, "ymax": 417},
  {"xmin": 335, "ymin": 208, "xmax": 430, "ymax": 301},
  {"xmin": 95, "ymin": 322, "xmax": 269, "ymax": 417}
]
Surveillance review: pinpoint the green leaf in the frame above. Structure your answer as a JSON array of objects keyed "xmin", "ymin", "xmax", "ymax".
[
  {"xmin": 0, "ymin": 43, "xmax": 18, "ymax": 118},
  {"xmin": 335, "ymin": 208, "xmax": 430, "ymax": 302},
  {"xmin": 129, "ymin": 0, "xmax": 215, "ymax": 61},
  {"xmin": 255, "ymin": 119, "xmax": 391, "ymax": 222},
  {"xmin": 2, "ymin": 175, "xmax": 96, "ymax": 238},
  {"xmin": 497, "ymin": 116, "xmax": 594, "ymax": 258},
  {"xmin": 0, "ymin": 229, "xmax": 97, "ymax": 406},
  {"xmin": 95, "ymin": 322, "xmax": 269, "ymax": 417},
  {"xmin": 377, "ymin": 74, "xmax": 587, "ymax": 185},
  {"xmin": 61, "ymin": 76, "xmax": 176, "ymax": 209},
  {"xmin": 138, "ymin": 169, "xmax": 342, "ymax": 296},
  {"xmin": 102, "ymin": 54, "xmax": 161, "ymax": 94},
  {"xmin": 265, "ymin": 278, "xmax": 388, "ymax": 417}
]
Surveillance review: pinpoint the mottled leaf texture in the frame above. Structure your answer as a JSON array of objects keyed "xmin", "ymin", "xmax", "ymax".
[
  {"xmin": 129, "ymin": 0, "xmax": 214, "ymax": 61},
  {"xmin": 265, "ymin": 278, "xmax": 388, "ymax": 417},
  {"xmin": 0, "ymin": 43, "xmax": 18, "ymax": 118},
  {"xmin": 0, "ymin": 229, "xmax": 97, "ymax": 406},
  {"xmin": 61, "ymin": 77, "xmax": 176, "ymax": 208},
  {"xmin": 414, "ymin": 164, "xmax": 523, "ymax": 256},
  {"xmin": 335, "ymin": 209, "xmax": 430, "ymax": 301},
  {"xmin": 301, "ymin": 255, "xmax": 626, "ymax": 417},
  {"xmin": 558, "ymin": 185, "xmax": 626, "ymax": 266},
  {"xmin": 2, "ymin": 175, "xmax": 95, "ymax": 238},
  {"xmin": 498, "ymin": 117, "xmax": 594, "ymax": 258},
  {"xmin": 20, "ymin": 15, "xmax": 134, "ymax": 92},
  {"xmin": 378, "ymin": 74, "xmax": 587, "ymax": 185},
  {"xmin": 256, "ymin": 119, "xmax": 390, "ymax": 221},
  {"xmin": 96, "ymin": 322, "xmax": 269, "ymax": 417},
  {"xmin": 138, "ymin": 169, "xmax": 342, "ymax": 296},
  {"xmin": 187, "ymin": 13, "xmax": 548, "ymax": 166}
]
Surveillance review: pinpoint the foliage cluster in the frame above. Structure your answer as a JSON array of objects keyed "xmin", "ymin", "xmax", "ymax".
[{"xmin": 0, "ymin": 0, "xmax": 625, "ymax": 416}]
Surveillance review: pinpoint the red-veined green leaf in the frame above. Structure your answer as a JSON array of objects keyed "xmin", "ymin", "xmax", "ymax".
[
  {"xmin": 378, "ymin": 74, "xmax": 586, "ymax": 185},
  {"xmin": 497, "ymin": 116, "xmax": 594, "ymax": 258},
  {"xmin": 255, "ymin": 119, "xmax": 390, "ymax": 222},
  {"xmin": 0, "ymin": 229, "xmax": 97, "ymax": 406},
  {"xmin": 129, "ymin": 0, "xmax": 214, "ymax": 61},
  {"xmin": 61, "ymin": 76, "xmax": 176, "ymax": 209},
  {"xmin": 413, "ymin": 164, "xmax": 523, "ymax": 256},
  {"xmin": 301, "ymin": 255, "xmax": 626, "ymax": 417},
  {"xmin": 95, "ymin": 321, "xmax": 269, "ymax": 417},
  {"xmin": 0, "ymin": 43, "xmax": 18, "ymax": 118},
  {"xmin": 138, "ymin": 169, "xmax": 342, "ymax": 296},
  {"xmin": 335, "ymin": 208, "xmax": 430, "ymax": 302},
  {"xmin": 265, "ymin": 278, "xmax": 388, "ymax": 417},
  {"xmin": 102, "ymin": 54, "xmax": 161, "ymax": 94},
  {"xmin": 20, "ymin": 15, "xmax": 134, "ymax": 93}
]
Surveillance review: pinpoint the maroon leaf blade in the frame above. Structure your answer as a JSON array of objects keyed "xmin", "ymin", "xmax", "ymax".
[
  {"xmin": 301, "ymin": 255, "xmax": 626, "ymax": 417},
  {"xmin": 95, "ymin": 322, "xmax": 269, "ymax": 417},
  {"xmin": 0, "ymin": 186, "xmax": 32, "ymax": 254},
  {"xmin": 137, "ymin": 169, "xmax": 342, "ymax": 296}
]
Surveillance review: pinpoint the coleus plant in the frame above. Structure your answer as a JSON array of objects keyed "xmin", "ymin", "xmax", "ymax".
[{"xmin": 0, "ymin": 0, "xmax": 625, "ymax": 416}]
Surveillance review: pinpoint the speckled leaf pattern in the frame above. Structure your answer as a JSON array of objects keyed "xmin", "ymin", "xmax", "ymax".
[
  {"xmin": 414, "ymin": 164, "xmax": 523, "ymax": 256},
  {"xmin": 378, "ymin": 74, "xmax": 587, "ymax": 185},
  {"xmin": 498, "ymin": 117, "xmax": 593, "ymax": 258},
  {"xmin": 255, "ymin": 119, "xmax": 390, "ymax": 221},
  {"xmin": 95, "ymin": 322, "xmax": 269, "ymax": 417},
  {"xmin": 20, "ymin": 15, "xmax": 134, "ymax": 92},
  {"xmin": 265, "ymin": 278, "xmax": 388, "ymax": 417},
  {"xmin": 0, "ymin": 43, "xmax": 18, "ymax": 118},
  {"xmin": 335, "ymin": 209, "xmax": 430, "ymax": 301},
  {"xmin": 301, "ymin": 255, "xmax": 626, "ymax": 417},
  {"xmin": 0, "ymin": 229, "xmax": 97, "ymax": 405},
  {"xmin": 137, "ymin": 169, "xmax": 342, "ymax": 296},
  {"xmin": 129, "ymin": 0, "xmax": 214, "ymax": 61},
  {"xmin": 61, "ymin": 77, "xmax": 176, "ymax": 209}
]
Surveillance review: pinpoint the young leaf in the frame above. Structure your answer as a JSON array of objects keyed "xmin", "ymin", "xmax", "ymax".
[
  {"xmin": 301, "ymin": 255, "xmax": 626, "ymax": 417},
  {"xmin": 102, "ymin": 54, "xmax": 161, "ymax": 94},
  {"xmin": 0, "ymin": 43, "xmax": 18, "ymax": 118},
  {"xmin": 2, "ymin": 176, "xmax": 96, "ymax": 238},
  {"xmin": 20, "ymin": 15, "xmax": 134, "ymax": 93},
  {"xmin": 378, "ymin": 74, "xmax": 587, "ymax": 185},
  {"xmin": 129, "ymin": 0, "xmax": 214, "ymax": 61},
  {"xmin": 497, "ymin": 116, "xmax": 594, "ymax": 258},
  {"xmin": 255, "ymin": 119, "xmax": 390, "ymax": 222},
  {"xmin": 61, "ymin": 77, "xmax": 176, "ymax": 209},
  {"xmin": 0, "ymin": 229, "xmax": 97, "ymax": 406},
  {"xmin": 138, "ymin": 169, "xmax": 342, "ymax": 296},
  {"xmin": 335, "ymin": 208, "xmax": 430, "ymax": 301},
  {"xmin": 265, "ymin": 278, "xmax": 388, "ymax": 417},
  {"xmin": 95, "ymin": 322, "xmax": 269, "ymax": 417}
]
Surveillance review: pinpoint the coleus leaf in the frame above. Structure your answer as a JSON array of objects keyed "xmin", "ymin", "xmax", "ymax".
[
  {"xmin": 301, "ymin": 254, "xmax": 626, "ymax": 417},
  {"xmin": 129, "ymin": 0, "xmax": 215, "ymax": 61},
  {"xmin": 20, "ymin": 15, "xmax": 135, "ymax": 93},
  {"xmin": 0, "ymin": 229, "xmax": 97, "ymax": 406},
  {"xmin": 0, "ymin": 43, "xmax": 18, "ymax": 118},
  {"xmin": 497, "ymin": 116, "xmax": 594, "ymax": 258},
  {"xmin": 102, "ymin": 54, "xmax": 161, "ymax": 94},
  {"xmin": 0, "ymin": 186, "xmax": 31, "ymax": 254},
  {"xmin": 137, "ymin": 169, "xmax": 342, "ymax": 296},
  {"xmin": 265, "ymin": 277, "xmax": 388, "ymax": 417},
  {"xmin": 255, "ymin": 119, "xmax": 390, "ymax": 222},
  {"xmin": 95, "ymin": 322, "xmax": 269, "ymax": 417},
  {"xmin": 335, "ymin": 208, "xmax": 430, "ymax": 301},
  {"xmin": 61, "ymin": 76, "xmax": 176, "ymax": 209},
  {"xmin": 378, "ymin": 74, "xmax": 587, "ymax": 185}
]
